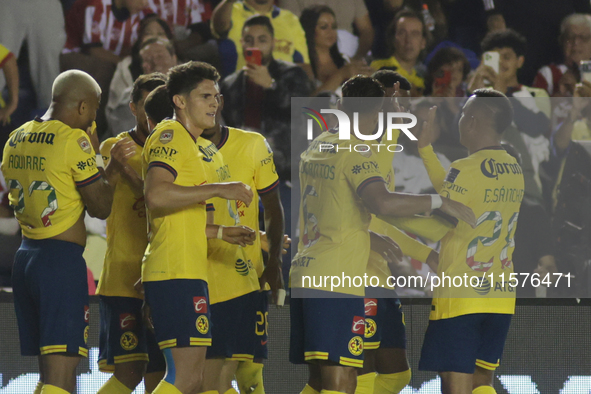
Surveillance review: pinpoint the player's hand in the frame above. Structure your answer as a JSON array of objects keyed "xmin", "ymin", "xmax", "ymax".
[
  {"xmin": 260, "ymin": 231, "xmax": 291, "ymax": 254},
  {"xmin": 110, "ymin": 137, "xmax": 136, "ymax": 167},
  {"xmin": 418, "ymin": 106, "xmax": 437, "ymax": 149},
  {"xmin": 244, "ymin": 63, "xmax": 274, "ymax": 89},
  {"xmin": 426, "ymin": 250, "xmax": 439, "ymax": 273},
  {"xmin": 440, "ymin": 197, "xmax": 476, "ymax": 228},
  {"xmin": 0, "ymin": 104, "xmax": 16, "ymax": 126},
  {"xmin": 222, "ymin": 225, "xmax": 256, "ymax": 247},
  {"xmin": 217, "ymin": 182, "xmax": 254, "ymax": 207},
  {"xmin": 369, "ymin": 231, "xmax": 403, "ymax": 265},
  {"xmin": 259, "ymin": 255, "xmax": 285, "ymax": 305}
]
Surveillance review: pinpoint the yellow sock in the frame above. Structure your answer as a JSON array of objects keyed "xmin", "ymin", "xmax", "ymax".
[
  {"xmin": 300, "ymin": 384, "xmax": 320, "ymax": 394},
  {"xmin": 235, "ymin": 361, "xmax": 265, "ymax": 394},
  {"xmin": 33, "ymin": 381, "xmax": 44, "ymax": 394},
  {"xmin": 223, "ymin": 389, "xmax": 239, "ymax": 394},
  {"xmin": 152, "ymin": 380, "xmax": 183, "ymax": 394},
  {"xmin": 473, "ymin": 386, "xmax": 496, "ymax": 394},
  {"xmin": 40, "ymin": 385, "xmax": 69, "ymax": 394},
  {"xmin": 355, "ymin": 373, "xmax": 376, "ymax": 394},
  {"xmin": 374, "ymin": 370, "xmax": 411, "ymax": 394},
  {"xmin": 97, "ymin": 376, "xmax": 133, "ymax": 394}
]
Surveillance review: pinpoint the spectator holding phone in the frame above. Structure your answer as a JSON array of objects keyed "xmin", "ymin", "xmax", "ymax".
[
  {"xmin": 469, "ymin": 29, "xmax": 551, "ymax": 204},
  {"xmin": 533, "ymin": 14, "xmax": 591, "ymax": 97},
  {"xmin": 220, "ymin": 15, "xmax": 312, "ymax": 181},
  {"xmin": 299, "ymin": 5, "xmax": 374, "ymax": 96}
]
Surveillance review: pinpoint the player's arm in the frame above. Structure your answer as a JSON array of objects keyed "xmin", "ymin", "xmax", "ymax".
[
  {"xmin": 360, "ymin": 182, "xmax": 475, "ymax": 227},
  {"xmin": 100, "ymin": 138, "xmax": 143, "ymax": 196},
  {"xmin": 259, "ymin": 188, "xmax": 286, "ymax": 300},
  {"xmin": 144, "ymin": 167, "xmax": 253, "ymax": 211},
  {"xmin": 205, "ymin": 224, "xmax": 256, "ymax": 247},
  {"xmin": 0, "ymin": 51, "xmax": 18, "ymax": 126},
  {"xmin": 417, "ymin": 106, "xmax": 447, "ymax": 192}
]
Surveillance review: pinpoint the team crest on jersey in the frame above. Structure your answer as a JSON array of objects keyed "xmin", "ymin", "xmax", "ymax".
[
  {"xmin": 159, "ymin": 130, "xmax": 174, "ymax": 144},
  {"xmin": 120, "ymin": 331, "xmax": 138, "ymax": 351},
  {"xmin": 78, "ymin": 137, "xmax": 92, "ymax": 154},
  {"xmin": 196, "ymin": 315, "xmax": 209, "ymax": 334},
  {"xmin": 348, "ymin": 336, "xmax": 363, "ymax": 356},
  {"xmin": 365, "ymin": 318, "xmax": 377, "ymax": 338}
]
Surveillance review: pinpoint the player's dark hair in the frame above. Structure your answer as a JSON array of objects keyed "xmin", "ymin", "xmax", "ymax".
[
  {"xmin": 341, "ymin": 75, "xmax": 385, "ymax": 113},
  {"xmin": 481, "ymin": 29, "xmax": 527, "ymax": 58},
  {"xmin": 471, "ymin": 88, "xmax": 514, "ymax": 134},
  {"xmin": 425, "ymin": 47, "xmax": 470, "ymax": 94},
  {"xmin": 166, "ymin": 61, "xmax": 220, "ymax": 108},
  {"xmin": 145, "ymin": 85, "xmax": 174, "ymax": 124},
  {"xmin": 242, "ymin": 15, "xmax": 274, "ymax": 37},
  {"xmin": 371, "ymin": 69, "xmax": 412, "ymax": 91},
  {"xmin": 131, "ymin": 72, "xmax": 166, "ymax": 104}
]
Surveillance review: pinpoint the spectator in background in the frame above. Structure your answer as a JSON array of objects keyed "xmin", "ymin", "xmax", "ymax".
[
  {"xmin": 0, "ymin": 44, "xmax": 18, "ymax": 127},
  {"xmin": 534, "ymin": 14, "xmax": 591, "ymax": 97},
  {"xmin": 279, "ymin": 0, "xmax": 374, "ymax": 60},
  {"xmin": 107, "ymin": 38, "xmax": 178, "ymax": 134},
  {"xmin": 0, "ymin": 0, "xmax": 64, "ymax": 112},
  {"xmin": 299, "ymin": 5, "xmax": 374, "ymax": 96},
  {"xmin": 468, "ymin": 29, "xmax": 551, "ymax": 204},
  {"xmin": 220, "ymin": 15, "xmax": 312, "ymax": 181},
  {"xmin": 371, "ymin": 8, "xmax": 428, "ymax": 97},
  {"xmin": 424, "ymin": 47, "xmax": 471, "ymax": 161},
  {"xmin": 211, "ymin": 0, "xmax": 310, "ymax": 77},
  {"xmin": 106, "ymin": 15, "xmax": 174, "ymax": 135}
]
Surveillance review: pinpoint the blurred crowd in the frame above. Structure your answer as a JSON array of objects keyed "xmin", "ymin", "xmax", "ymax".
[{"xmin": 1, "ymin": 0, "xmax": 591, "ymax": 296}]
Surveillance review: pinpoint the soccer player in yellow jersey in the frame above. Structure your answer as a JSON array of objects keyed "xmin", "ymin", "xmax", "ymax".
[
  {"xmin": 354, "ymin": 71, "xmax": 441, "ymax": 394},
  {"xmin": 291, "ymin": 76, "xmax": 476, "ymax": 394},
  {"xmin": 198, "ymin": 96, "xmax": 284, "ymax": 394},
  {"xmin": 1, "ymin": 70, "xmax": 130, "ymax": 394},
  {"xmin": 96, "ymin": 73, "xmax": 168, "ymax": 394},
  {"xmin": 141, "ymin": 61, "xmax": 256, "ymax": 394},
  {"xmin": 417, "ymin": 89, "xmax": 524, "ymax": 394}
]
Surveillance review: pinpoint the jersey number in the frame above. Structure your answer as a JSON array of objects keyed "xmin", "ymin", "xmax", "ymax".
[
  {"xmin": 466, "ymin": 211, "xmax": 519, "ymax": 271},
  {"xmin": 7, "ymin": 179, "xmax": 58, "ymax": 227}
]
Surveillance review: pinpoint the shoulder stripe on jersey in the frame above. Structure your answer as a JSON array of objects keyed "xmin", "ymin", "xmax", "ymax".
[
  {"xmin": 356, "ymin": 176, "xmax": 385, "ymax": 196},
  {"xmin": 75, "ymin": 171, "xmax": 102, "ymax": 187},
  {"xmin": 148, "ymin": 161, "xmax": 178, "ymax": 180},
  {"xmin": 258, "ymin": 179, "xmax": 279, "ymax": 195},
  {"xmin": 216, "ymin": 126, "xmax": 230, "ymax": 150},
  {"xmin": 206, "ymin": 203, "xmax": 215, "ymax": 212}
]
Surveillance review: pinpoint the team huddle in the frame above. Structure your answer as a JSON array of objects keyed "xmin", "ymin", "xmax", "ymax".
[{"xmin": 1, "ymin": 60, "xmax": 524, "ymax": 394}]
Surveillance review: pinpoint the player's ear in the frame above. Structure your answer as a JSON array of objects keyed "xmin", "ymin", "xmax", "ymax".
[
  {"xmin": 78, "ymin": 100, "xmax": 87, "ymax": 116},
  {"xmin": 172, "ymin": 94, "xmax": 185, "ymax": 110},
  {"xmin": 336, "ymin": 98, "xmax": 344, "ymax": 112},
  {"xmin": 129, "ymin": 101, "xmax": 137, "ymax": 117}
]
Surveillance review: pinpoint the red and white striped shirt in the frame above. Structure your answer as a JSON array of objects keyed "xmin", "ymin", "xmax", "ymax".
[
  {"xmin": 64, "ymin": 0, "xmax": 211, "ymax": 57},
  {"xmin": 533, "ymin": 63, "xmax": 569, "ymax": 97}
]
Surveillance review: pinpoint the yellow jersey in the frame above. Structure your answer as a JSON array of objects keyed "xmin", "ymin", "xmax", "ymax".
[
  {"xmin": 1, "ymin": 118, "xmax": 101, "ymax": 239},
  {"xmin": 291, "ymin": 130, "xmax": 386, "ymax": 296},
  {"xmin": 216, "ymin": 1, "xmax": 310, "ymax": 75},
  {"xmin": 420, "ymin": 145, "xmax": 524, "ymax": 319},
  {"xmin": 207, "ymin": 127, "xmax": 280, "ymax": 304},
  {"xmin": 370, "ymin": 56, "xmax": 425, "ymax": 91},
  {"xmin": 141, "ymin": 119, "xmax": 220, "ymax": 282},
  {"xmin": 366, "ymin": 131, "xmax": 432, "ymax": 288},
  {"xmin": 96, "ymin": 130, "xmax": 147, "ymax": 299}
]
